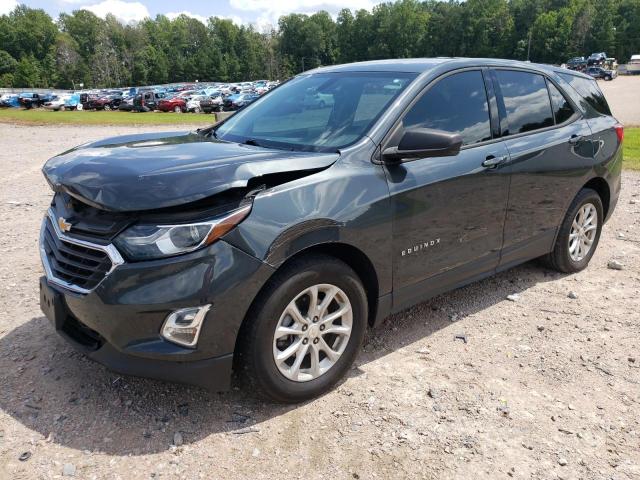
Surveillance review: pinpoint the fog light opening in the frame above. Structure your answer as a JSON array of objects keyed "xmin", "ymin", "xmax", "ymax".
[{"xmin": 161, "ymin": 305, "xmax": 211, "ymax": 348}]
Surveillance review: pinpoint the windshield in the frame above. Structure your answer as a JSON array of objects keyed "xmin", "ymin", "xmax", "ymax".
[{"xmin": 216, "ymin": 71, "xmax": 416, "ymax": 152}]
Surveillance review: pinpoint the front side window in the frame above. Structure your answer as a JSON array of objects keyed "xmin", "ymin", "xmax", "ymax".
[
  {"xmin": 547, "ymin": 81, "xmax": 575, "ymax": 124},
  {"xmin": 495, "ymin": 70, "xmax": 554, "ymax": 135},
  {"xmin": 216, "ymin": 72, "xmax": 416, "ymax": 152},
  {"xmin": 402, "ymin": 70, "xmax": 491, "ymax": 146}
]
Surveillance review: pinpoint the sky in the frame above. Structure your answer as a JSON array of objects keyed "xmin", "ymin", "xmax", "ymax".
[{"xmin": 0, "ymin": 0, "xmax": 386, "ymax": 30}]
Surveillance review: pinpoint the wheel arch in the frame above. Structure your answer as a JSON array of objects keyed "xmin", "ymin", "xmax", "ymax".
[
  {"xmin": 583, "ymin": 176, "xmax": 610, "ymax": 220},
  {"xmin": 232, "ymin": 242, "xmax": 381, "ymax": 367}
]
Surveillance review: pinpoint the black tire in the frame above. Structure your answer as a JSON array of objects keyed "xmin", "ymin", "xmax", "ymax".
[
  {"xmin": 541, "ymin": 188, "xmax": 603, "ymax": 273},
  {"xmin": 237, "ymin": 254, "xmax": 368, "ymax": 403}
]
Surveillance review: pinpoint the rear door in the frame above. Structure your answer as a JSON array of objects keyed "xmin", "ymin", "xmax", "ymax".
[
  {"xmin": 491, "ymin": 68, "xmax": 595, "ymax": 269},
  {"xmin": 385, "ymin": 69, "xmax": 511, "ymax": 308}
]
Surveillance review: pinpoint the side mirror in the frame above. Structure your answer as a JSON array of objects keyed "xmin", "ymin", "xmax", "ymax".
[{"xmin": 382, "ymin": 128, "xmax": 463, "ymax": 162}]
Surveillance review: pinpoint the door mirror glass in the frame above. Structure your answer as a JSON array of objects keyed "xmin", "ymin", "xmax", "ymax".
[{"xmin": 382, "ymin": 128, "xmax": 463, "ymax": 162}]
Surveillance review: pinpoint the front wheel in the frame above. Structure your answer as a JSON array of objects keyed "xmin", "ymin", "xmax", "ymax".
[
  {"xmin": 238, "ymin": 255, "xmax": 368, "ymax": 403},
  {"xmin": 541, "ymin": 188, "xmax": 603, "ymax": 273}
]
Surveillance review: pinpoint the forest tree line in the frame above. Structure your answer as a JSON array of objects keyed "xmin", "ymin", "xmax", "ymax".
[{"xmin": 0, "ymin": 0, "xmax": 639, "ymax": 89}]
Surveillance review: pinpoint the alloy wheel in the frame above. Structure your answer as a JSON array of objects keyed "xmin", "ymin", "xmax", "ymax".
[
  {"xmin": 569, "ymin": 202, "xmax": 598, "ymax": 262},
  {"xmin": 272, "ymin": 284, "xmax": 353, "ymax": 382}
]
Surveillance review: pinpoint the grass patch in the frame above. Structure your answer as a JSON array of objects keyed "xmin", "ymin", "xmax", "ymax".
[
  {"xmin": 624, "ymin": 127, "xmax": 640, "ymax": 170},
  {"xmin": 0, "ymin": 108, "xmax": 213, "ymax": 126}
]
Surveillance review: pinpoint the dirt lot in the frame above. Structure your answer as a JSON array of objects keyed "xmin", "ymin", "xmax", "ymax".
[
  {"xmin": 598, "ymin": 75, "xmax": 640, "ymax": 126},
  {"xmin": 0, "ymin": 123, "xmax": 639, "ymax": 480}
]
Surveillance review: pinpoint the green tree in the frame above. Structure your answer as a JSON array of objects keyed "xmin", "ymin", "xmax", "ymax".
[{"xmin": 13, "ymin": 55, "xmax": 41, "ymax": 87}]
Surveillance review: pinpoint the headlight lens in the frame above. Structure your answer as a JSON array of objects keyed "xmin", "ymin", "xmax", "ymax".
[{"xmin": 114, "ymin": 204, "xmax": 251, "ymax": 260}]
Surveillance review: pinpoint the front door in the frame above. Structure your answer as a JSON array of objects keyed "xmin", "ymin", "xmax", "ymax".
[{"xmin": 384, "ymin": 69, "xmax": 510, "ymax": 309}]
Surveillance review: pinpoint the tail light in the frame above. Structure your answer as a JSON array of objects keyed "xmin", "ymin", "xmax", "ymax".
[{"xmin": 614, "ymin": 124, "xmax": 624, "ymax": 143}]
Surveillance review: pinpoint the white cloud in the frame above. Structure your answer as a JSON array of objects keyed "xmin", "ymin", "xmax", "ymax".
[
  {"xmin": 0, "ymin": 0, "xmax": 18, "ymax": 16},
  {"xmin": 165, "ymin": 11, "xmax": 209, "ymax": 24},
  {"xmin": 229, "ymin": 0, "xmax": 380, "ymax": 30},
  {"xmin": 82, "ymin": 0, "xmax": 150, "ymax": 23}
]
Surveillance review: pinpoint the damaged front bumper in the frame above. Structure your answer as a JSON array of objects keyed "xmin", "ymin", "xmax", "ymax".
[{"xmin": 39, "ymin": 235, "xmax": 275, "ymax": 390}]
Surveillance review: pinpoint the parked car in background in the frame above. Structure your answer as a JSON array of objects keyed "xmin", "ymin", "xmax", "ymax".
[
  {"xmin": 133, "ymin": 91, "xmax": 164, "ymax": 112},
  {"xmin": 43, "ymin": 93, "xmax": 80, "ymax": 111},
  {"xmin": 19, "ymin": 92, "xmax": 50, "ymax": 109},
  {"xmin": 224, "ymin": 92, "xmax": 260, "ymax": 110},
  {"xmin": 93, "ymin": 94, "xmax": 123, "ymax": 111},
  {"xmin": 585, "ymin": 66, "xmax": 617, "ymax": 80},
  {"xmin": 200, "ymin": 94, "xmax": 224, "ymax": 113},
  {"xmin": 186, "ymin": 95, "xmax": 207, "ymax": 113},
  {"xmin": 80, "ymin": 93, "xmax": 102, "ymax": 110},
  {"xmin": 0, "ymin": 93, "xmax": 20, "ymax": 108},
  {"xmin": 118, "ymin": 96, "xmax": 135, "ymax": 111},
  {"xmin": 587, "ymin": 52, "xmax": 607, "ymax": 66},
  {"xmin": 626, "ymin": 54, "xmax": 640, "ymax": 74},
  {"xmin": 567, "ymin": 57, "xmax": 587, "ymax": 71},
  {"xmin": 158, "ymin": 95, "xmax": 187, "ymax": 113}
]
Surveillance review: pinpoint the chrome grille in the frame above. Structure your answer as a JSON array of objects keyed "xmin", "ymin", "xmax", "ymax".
[{"xmin": 40, "ymin": 209, "xmax": 124, "ymax": 294}]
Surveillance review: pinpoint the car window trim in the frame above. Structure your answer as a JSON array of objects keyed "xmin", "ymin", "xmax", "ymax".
[
  {"xmin": 490, "ymin": 67, "xmax": 583, "ymax": 141},
  {"xmin": 376, "ymin": 67, "xmax": 499, "ymax": 164},
  {"xmin": 544, "ymin": 76, "xmax": 579, "ymax": 126}
]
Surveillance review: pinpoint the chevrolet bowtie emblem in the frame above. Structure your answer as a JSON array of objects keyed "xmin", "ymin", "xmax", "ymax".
[{"xmin": 58, "ymin": 217, "xmax": 73, "ymax": 232}]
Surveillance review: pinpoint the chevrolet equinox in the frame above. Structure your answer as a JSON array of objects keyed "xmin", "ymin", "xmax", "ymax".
[{"xmin": 39, "ymin": 59, "xmax": 622, "ymax": 402}]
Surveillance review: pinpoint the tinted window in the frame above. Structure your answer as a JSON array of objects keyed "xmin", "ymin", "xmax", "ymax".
[
  {"xmin": 547, "ymin": 81, "xmax": 575, "ymax": 124},
  {"xmin": 403, "ymin": 70, "xmax": 491, "ymax": 146},
  {"xmin": 559, "ymin": 73, "xmax": 611, "ymax": 115},
  {"xmin": 495, "ymin": 70, "xmax": 554, "ymax": 135}
]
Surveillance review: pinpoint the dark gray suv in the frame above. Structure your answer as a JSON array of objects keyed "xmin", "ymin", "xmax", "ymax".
[{"xmin": 39, "ymin": 58, "xmax": 623, "ymax": 402}]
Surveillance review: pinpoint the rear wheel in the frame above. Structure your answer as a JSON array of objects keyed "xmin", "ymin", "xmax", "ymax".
[
  {"xmin": 541, "ymin": 188, "xmax": 603, "ymax": 273},
  {"xmin": 238, "ymin": 255, "xmax": 367, "ymax": 403},
  {"xmin": 104, "ymin": 104, "xmax": 111, "ymax": 111},
  {"xmin": 174, "ymin": 105, "xmax": 182, "ymax": 113}
]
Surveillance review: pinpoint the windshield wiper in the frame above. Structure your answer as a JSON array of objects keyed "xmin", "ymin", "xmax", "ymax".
[{"xmin": 243, "ymin": 138, "xmax": 263, "ymax": 147}]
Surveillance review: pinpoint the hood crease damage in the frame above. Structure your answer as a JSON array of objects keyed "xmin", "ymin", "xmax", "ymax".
[{"xmin": 43, "ymin": 130, "xmax": 339, "ymax": 212}]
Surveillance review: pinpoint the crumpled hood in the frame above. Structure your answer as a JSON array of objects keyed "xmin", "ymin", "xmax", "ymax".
[{"xmin": 42, "ymin": 131, "xmax": 339, "ymax": 212}]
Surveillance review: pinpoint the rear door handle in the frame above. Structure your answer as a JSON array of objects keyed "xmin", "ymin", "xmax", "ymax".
[
  {"xmin": 482, "ymin": 155, "xmax": 507, "ymax": 168},
  {"xmin": 568, "ymin": 134, "xmax": 584, "ymax": 145}
]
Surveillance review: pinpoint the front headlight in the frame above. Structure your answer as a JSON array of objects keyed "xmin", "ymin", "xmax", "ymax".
[{"xmin": 114, "ymin": 204, "xmax": 251, "ymax": 260}]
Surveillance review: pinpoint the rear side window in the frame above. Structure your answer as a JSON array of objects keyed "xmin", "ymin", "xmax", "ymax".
[
  {"xmin": 547, "ymin": 82, "xmax": 575, "ymax": 124},
  {"xmin": 403, "ymin": 70, "xmax": 491, "ymax": 146},
  {"xmin": 558, "ymin": 73, "xmax": 611, "ymax": 115},
  {"xmin": 495, "ymin": 70, "xmax": 554, "ymax": 135}
]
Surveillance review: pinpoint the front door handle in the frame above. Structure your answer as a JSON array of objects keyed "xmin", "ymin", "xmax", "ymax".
[
  {"xmin": 568, "ymin": 134, "xmax": 584, "ymax": 145},
  {"xmin": 482, "ymin": 155, "xmax": 507, "ymax": 168}
]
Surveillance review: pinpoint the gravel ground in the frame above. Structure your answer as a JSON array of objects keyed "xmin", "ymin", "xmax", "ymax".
[
  {"xmin": 0, "ymin": 123, "xmax": 639, "ymax": 480},
  {"xmin": 598, "ymin": 75, "xmax": 640, "ymax": 126}
]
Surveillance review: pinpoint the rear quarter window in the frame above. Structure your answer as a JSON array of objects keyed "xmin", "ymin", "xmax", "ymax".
[{"xmin": 558, "ymin": 73, "xmax": 611, "ymax": 116}]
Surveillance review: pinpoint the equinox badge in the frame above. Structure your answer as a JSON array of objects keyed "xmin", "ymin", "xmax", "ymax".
[{"xmin": 402, "ymin": 238, "xmax": 441, "ymax": 256}]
